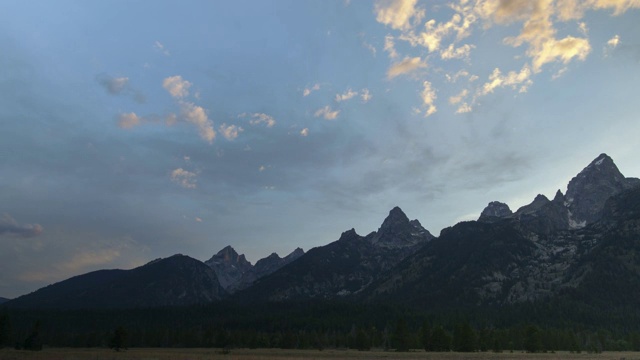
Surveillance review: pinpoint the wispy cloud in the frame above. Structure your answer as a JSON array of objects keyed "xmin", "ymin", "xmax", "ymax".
[
  {"xmin": 97, "ymin": 74, "xmax": 145, "ymax": 103},
  {"xmin": 171, "ymin": 168, "xmax": 198, "ymax": 189},
  {"xmin": 361, "ymin": 88, "xmax": 373, "ymax": 103},
  {"xmin": 314, "ymin": 105, "xmax": 340, "ymax": 120},
  {"xmin": 335, "ymin": 89, "xmax": 358, "ymax": 102},
  {"xmin": 384, "ymin": 35, "xmax": 399, "ymax": 59},
  {"xmin": 98, "ymin": 76, "xmax": 129, "ymax": 95},
  {"xmin": 387, "ymin": 56, "xmax": 427, "ymax": 79},
  {"xmin": 154, "ymin": 40, "xmax": 171, "ymax": 56},
  {"xmin": 300, "ymin": 128, "xmax": 309, "ymax": 137},
  {"xmin": 117, "ymin": 112, "xmax": 143, "ymax": 129},
  {"xmin": 440, "ymin": 43, "xmax": 475, "ymax": 60},
  {"xmin": 303, "ymin": 84, "xmax": 320, "ymax": 97},
  {"xmin": 480, "ymin": 65, "xmax": 533, "ymax": 96},
  {"xmin": 0, "ymin": 213, "xmax": 43, "ymax": 238},
  {"xmin": 239, "ymin": 113, "xmax": 276, "ymax": 127},
  {"xmin": 420, "ymin": 81, "xmax": 437, "ymax": 117}
]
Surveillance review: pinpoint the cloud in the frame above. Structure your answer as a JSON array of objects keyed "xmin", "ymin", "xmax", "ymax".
[
  {"xmin": 456, "ymin": 103, "xmax": 473, "ymax": 114},
  {"xmin": 363, "ymin": 41, "xmax": 377, "ymax": 56},
  {"xmin": 449, "ymin": 89, "xmax": 468, "ymax": 105},
  {"xmin": 195, "ymin": 217, "xmax": 203, "ymax": 222},
  {"xmin": 441, "ymin": 43, "xmax": 475, "ymax": 60},
  {"xmin": 219, "ymin": 123, "xmax": 243, "ymax": 141},
  {"xmin": 98, "ymin": 76, "xmax": 129, "ymax": 95},
  {"xmin": 607, "ymin": 34, "xmax": 620, "ymax": 48},
  {"xmin": 180, "ymin": 102, "xmax": 216, "ymax": 143},
  {"xmin": 374, "ymin": 0, "xmax": 424, "ymax": 31},
  {"xmin": 0, "ymin": 213, "xmax": 43, "ymax": 238},
  {"xmin": 604, "ymin": 34, "xmax": 621, "ymax": 56},
  {"xmin": 420, "ymin": 80, "xmax": 437, "ymax": 117},
  {"xmin": 480, "ymin": 65, "xmax": 533, "ymax": 95},
  {"xmin": 171, "ymin": 168, "xmax": 197, "ymax": 189},
  {"xmin": 557, "ymin": 0, "xmax": 640, "ymax": 20},
  {"xmin": 117, "ymin": 112, "xmax": 143, "ymax": 129},
  {"xmin": 335, "ymin": 89, "xmax": 358, "ymax": 102},
  {"xmin": 387, "ymin": 56, "xmax": 427, "ymax": 79},
  {"xmin": 314, "ymin": 105, "xmax": 340, "ymax": 120},
  {"xmin": 239, "ymin": 112, "xmax": 277, "ymax": 127},
  {"xmin": 303, "ymin": 84, "xmax": 320, "ymax": 97},
  {"xmin": 399, "ymin": 10, "xmax": 477, "ymax": 53},
  {"xmin": 154, "ymin": 40, "xmax": 170, "ymax": 56},
  {"xmin": 97, "ymin": 75, "xmax": 145, "ymax": 103},
  {"xmin": 361, "ymin": 88, "xmax": 373, "ymax": 103},
  {"xmin": 478, "ymin": 0, "xmax": 591, "ymax": 72},
  {"xmin": 300, "ymin": 128, "xmax": 309, "ymax": 137},
  {"xmin": 163, "ymin": 75, "xmax": 192, "ymax": 99},
  {"xmin": 384, "ymin": 35, "xmax": 399, "ymax": 58}
]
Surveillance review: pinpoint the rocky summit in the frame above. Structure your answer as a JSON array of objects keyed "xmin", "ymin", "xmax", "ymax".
[
  {"xmin": 204, "ymin": 246, "xmax": 253, "ymax": 292},
  {"xmin": 564, "ymin": 153, "xmax": 640, "ymax": 227},
  {"xmin": 205, "ymin": 245, "xmax": 305, "ymax": 293},
  {"xmin": 478, "ymin": 201, "xmax": 512, "ymax": 222}
]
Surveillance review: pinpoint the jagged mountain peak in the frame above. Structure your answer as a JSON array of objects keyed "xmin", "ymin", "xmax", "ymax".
[
  {"xmin": 370, "ymin": 207, "xmax": 433, "ymax": 249},
  {"xmin": 380, "ymin": 206, "xmax": 410, "ymax": 230},
  {"xmin": 514, "ymin": 194, "xmax": 550, "ymax": 216},
  {"xmin": 478, "ymin": 201, "xmax": 512, "ymax": 222},
  {"xmin": 553, "ymin": 189, "xmax": 564, "ymax": 203},
  {"xmin": 205, "ymin": 246, "xmax": 253, "ymax": 291},
  {"xmin": 339, "ymin": 228, "xmax": 361, "ymax": 241},
  {"xmin": 565, "ymin": 153, "xmax": 639, "ymax": 225},
  {"xmin": 285, "ymin": 247, "xmax": 305, "ymax": 260}
]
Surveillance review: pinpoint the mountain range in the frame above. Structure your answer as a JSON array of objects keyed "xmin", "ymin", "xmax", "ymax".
[{"xmin": 5, "ymin": 153, "xmax": 640, "ymax": 312}]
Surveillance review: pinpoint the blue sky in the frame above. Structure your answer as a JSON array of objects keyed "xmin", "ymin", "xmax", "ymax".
[{"xmin": 1, "ymin": 0, "xmax": 640, "ymax": 298}]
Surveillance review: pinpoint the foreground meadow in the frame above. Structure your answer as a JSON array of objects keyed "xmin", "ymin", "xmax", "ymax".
[{"xmin": 0, "ymin": 348, "xmax": 639, "ymax": 360}]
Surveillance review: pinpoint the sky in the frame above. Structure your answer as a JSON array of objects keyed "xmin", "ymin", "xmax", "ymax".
[{"xmin": 1, "ymin": 0, "xmax": 640, "ymax": 298}]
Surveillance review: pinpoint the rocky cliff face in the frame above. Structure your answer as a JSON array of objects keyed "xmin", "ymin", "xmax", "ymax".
[
  {"xmin": 204, "ymin": 246, "xmax": 253, "ymax": 292},
  {"xmin": 236, "ymin": 248, "xmax": 305, "ymax": 291},
  {"xmin": 205, "ymin": 245, "xmax": 305, "ymax": 293}
]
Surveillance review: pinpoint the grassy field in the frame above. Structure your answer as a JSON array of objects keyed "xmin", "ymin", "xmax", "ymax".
[{"xmin": 0, "ymin": 348, "xmax": 639, "ymax": 360}]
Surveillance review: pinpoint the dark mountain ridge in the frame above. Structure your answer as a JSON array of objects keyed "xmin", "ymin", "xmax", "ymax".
[
  {"xmin": 6, "ymin": 254, "xmax": 226, "ymax": 309},
  {"xmin": 5, "ymin": 153, "xmax": 639, "ymax": 315}
]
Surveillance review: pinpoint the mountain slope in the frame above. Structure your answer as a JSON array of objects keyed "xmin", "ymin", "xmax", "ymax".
[
  {"xmin": 0, "ymin": 297, "xmax": 10, "ymax": 304},
  {"xmin": 6, "ymin": 254, "xmax": 226, "ymax": 309}
]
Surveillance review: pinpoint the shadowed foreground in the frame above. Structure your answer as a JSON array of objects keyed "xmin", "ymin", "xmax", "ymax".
[{"xmin": 1, "ymin": 348, "xmax": 639, "ymax": 360}]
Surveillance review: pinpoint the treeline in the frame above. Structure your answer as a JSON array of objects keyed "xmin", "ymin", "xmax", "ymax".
[{"xmin": 2, "ymin": 300, "xmax": 640, "ymax": 352}]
